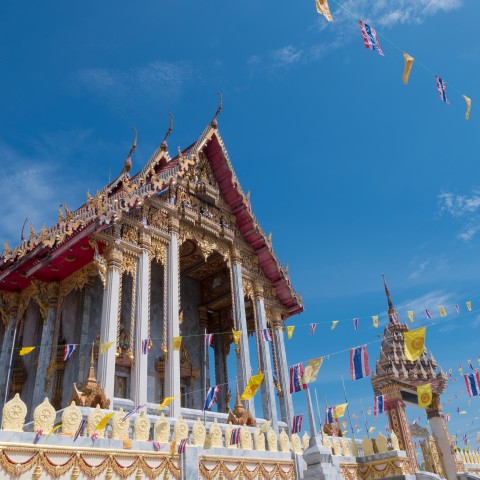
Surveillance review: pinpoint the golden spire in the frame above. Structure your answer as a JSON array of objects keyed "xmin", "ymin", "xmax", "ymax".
[
  {"xmin": 211, "ymin": 91, "xmax": 223, "ymax": 128},
  {"xmin": 123, "ymin": 125, "xmax": 137, "ymax": 173},
  {"xmin": 382, "ymin": 273, "xmax": 399, "ymax": 324},
  {"xmin": 161, "ymin": 112, "xmax": 173, "ymax": 151}
]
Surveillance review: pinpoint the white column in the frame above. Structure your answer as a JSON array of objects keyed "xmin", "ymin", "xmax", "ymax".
[
  {"xmin": 254, "ymin": 285, "xmax": 278, "ymax": 431},
  {"xmin": 165, "ymin": 219, "xmax": 181, "ymax": 418},
  {"xmin": 131, "ymin": 238, "xmax": 150, "ymax": 406},
  {"xmin": 272, "ymin": 323, "xmax": 294, "ymax": 431},
  {"xmin": 97, "ymin": 247, "xmax": 122, "ymax": 403},
  {"xmin": 32, "ymin": 283, "xmax": 59, "ymax": 411},
  {"xmin": 231, "ymin": 257, "xmax": 255, "ymax": 416}
]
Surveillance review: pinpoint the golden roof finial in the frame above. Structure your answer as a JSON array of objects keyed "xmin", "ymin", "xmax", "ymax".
[
  {"xmin": 57, "ymin": 205, "xmax": 65, "ymax": 223},
  {"xmin": 123, "ymin": 125, "xmax": 137, "ymax": 173},
  {"xmin": 211, "ymin": 91, "xmax": 223, "ymax": 127},
  {"xmin": 28, "ymin": 224, "xmax": 36, "ymax": 242},
  {"xmin": 3, "ymin": 240, "xmax": 10, "ymax": 257},
  {"xmin": 382, "ymin": 272, "xmax": 394, "ymax": 312},
  {"xmin": 161, "ymin": 112, "xmax": 173, "ymax": 150},
  {"xmin": 20, "ymin": 217, "xmax": 27, "ymax": 243}
]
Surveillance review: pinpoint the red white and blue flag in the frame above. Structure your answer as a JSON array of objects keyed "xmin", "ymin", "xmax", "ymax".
[
  {"xmin": 359, "ymin": 20, "xmax": 384, "ymax": 56},
  {"xmin": 292, "ymin": 414, "xmax": 303, "ymax": 434},
  {"xmin": 390, "ymin": 312, "xmax": 398, "ymax": 324},
  {"xmin": 203, "ymin": 385, "xmax": 221, "ymax": 410},
  {"xmin": 326, "ymin": 406, "xmax": 335, "ymax": 424},
  {"xmin": 141, "ymin": 339, "xmax": 149, "ymax": 355},
  {"xmin": 177, "ymin": 438, "xmax": 188, "ymax": 454},
  {"xmin": 374, "ymin": 395, "xmax": 386, "ymax": 417},
  {"xmin": 353, "ymin": 318, "xmax": 359, "ymax": 330},
  {"xmin": 445, "ymin": 414, "xmax": 451, "ymax": 422},
  {"xmin": 424, "ymin": 308, "xmax": 433, "ymax": 319},
  {"xmin": 435, "ymin": 76, "xmax": 449, "ymax": 104},
  {"xmin": 350, "ymin": 345, "xmax": 370, "ymax": 381},
  {"xmin": 290, "ymin": 363, "xmax": 307, "ymax": 393},
  {"xmin": 63, "ymin": 344, "xmax": 77, "ymax": 361},
  {"xmin": 123, "ymin": 404, "xmax": 146, "ymax": 421},
  {"xmin": 34, "ymin": 429, "xmax": 43, "ymax": 444},
  {"xmin": 152, "ymin": 440, "xmax": 161, "ymax": 451},
  {"xmin": 454, "ymin": 304, "xmax": 460, "ymax": 314},
  {"xmin": 205, "ymin": 333, "xmax": 214, "ymax": 347},
  {"xmin": 230, "ymin": 428, "xmax": 241, "ymax": 445},
  {"xmin": 74, "ymin": 419, "xmax": 86, "ymax": 442},
  {"xmin": 310, "ymin": 323, "xmax": 317, "ymax": 336},
  {"xmin": 464, "ymin": 372, "xmax": 480, "ymax": 397},
  {"xmin": 261, "ymin": 328, "xmax": 272, "ymax": 342}
]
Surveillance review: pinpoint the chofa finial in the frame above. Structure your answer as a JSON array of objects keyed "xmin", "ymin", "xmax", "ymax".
[
  {"xmin": 161, "ymin": 112, "xmax": 174, "ymax": 150},
  {"xmin": 123, "ymin": 125, "xmax": 137, "ymax": 173},
  {"xmin": 211, "ymin": 91, "xmax": 223, "ymax": 127}
]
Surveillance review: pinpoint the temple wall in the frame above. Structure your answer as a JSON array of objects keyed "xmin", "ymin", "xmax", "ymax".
[
  {"xmin": 180, "ymin": 274, "xmax": 206, "ymax": 410},
  {"xmin": 20, "ymin": 302, "xmax": 42, "ymax": 412},
  {"xmin": 148, "ymin": 261, "xmax": 165, "ymax": 403}
]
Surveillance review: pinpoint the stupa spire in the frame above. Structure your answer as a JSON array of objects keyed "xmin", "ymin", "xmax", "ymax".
[{"xmin": 382, "ymin": 273, "xmax": 398, "ymax": 324}]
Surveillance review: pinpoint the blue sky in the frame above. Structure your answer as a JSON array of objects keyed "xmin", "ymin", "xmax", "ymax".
[{"xmin": 2, "ymin": 0, "xmax": 480, "ymax": 447}]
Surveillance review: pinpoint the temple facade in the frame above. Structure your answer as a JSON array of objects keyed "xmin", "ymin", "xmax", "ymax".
[{"xmin": 0, "ymin": 113, "xmax": 302, "ymax": 430}]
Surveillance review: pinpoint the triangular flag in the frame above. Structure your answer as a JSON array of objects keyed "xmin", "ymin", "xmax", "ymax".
[
  {"xmin": 404, "ymin": 327, "xmax": 426, "ymax": 361},
  {"xmin": 287, "ymin": 326, "xmax": 294, "ymax": 340},
  {"xmin": 334, "ymin": 403, "xmax": 348, "ymax": 419},
  {"xmin": 402, "ymin": 52, "xmax": 414, "ymax": 85},
  {"xmin": 93, "ymin": 412, "xmax": 115, "ymax": 432},
  {"xmin": 439, "ymin": 306, "xmax": 447, "ymax": 317},
  {"xmin": 407, "ymin": 311, "xmax": 414, "ymax": 323},
  {"xmin": 100, "ymin": 342, "xmax": 113, "ymax": 354},
  {"xmin": 463, "ymin": 95, "xmax": 472, "ymax": 120},
  {"xmin": 466, "ymin": 301, "xmax": 472, "ymax": 312},
  {"xmin": 331, "ymin": 321, "xmax": 339, "ymax": 330},
  {"xmin": 241, "ymin": 373, "xmax": 264, "ymax": 400},
  {"xmin": 46, "ymin": 424, "xmax": 62, "ymax": 440},
  {"xmin": 158, "ymin": 397, "xmax": 174, "ymax": 411},
  {"xmin": 19, "ymin": 347, "xmax": 35, "ymax": 356},
  {"xmin": 369, "ymin": 426, "xmax": 376, "ymax": 433},
  {"xmin": 173, "ymin": 336, "xmax": 182, "ymax": 351},
  {"xmin": 232, "ymin": 331, "xmax": 242, "ymax": 346},
  {"xmin": 372, "ymin": 316, "xmax": 378, "ymax": 328},
  {"xmin": 315, "ymin": 0, "xmax": 333, "ymax": 22},
  {"xmin": 417, "ymin": 384, "xmax": 433, "ymax": 408}
]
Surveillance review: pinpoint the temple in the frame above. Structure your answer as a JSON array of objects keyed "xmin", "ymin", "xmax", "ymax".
[{"xmin": 0, "ymin": 112, "xmax": 479, "ymax": 479}]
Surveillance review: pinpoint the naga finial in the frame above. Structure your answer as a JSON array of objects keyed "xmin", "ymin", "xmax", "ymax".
[
  {"xmin": 161, "ymin": 112, "xmax": 173, "ymax": 148},
  {"xmin": 3, "ymin": 240, "xmax": 10, "ymax": 257},
  {"xmin": 123, "ymin": 125, "xmax": 137, "ymax": 173},
  {"xmin": 211, "ymin": 91, "xmax": 223, "ymax": 127},
  {"xmin": 58, "ymin": 205, "xmax": 65, "ymax": 223},
  {"xmin": 20, "ymin": 217, "xmax": 28, "ymax": 242}
]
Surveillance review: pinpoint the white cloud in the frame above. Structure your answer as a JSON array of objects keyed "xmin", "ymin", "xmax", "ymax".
[
  {"xmin": 272, "ymin": 46, "xmax": 303, "ymax": 68},
  {"xmin": 438, "ymin": 190, "xmax": 480, "ymax": 241},
  {"xmin": 395, "ymin": 290, "xmax": 453, "ymax": 324}
]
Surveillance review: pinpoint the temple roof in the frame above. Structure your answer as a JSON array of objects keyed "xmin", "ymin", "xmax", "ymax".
[
  {"xmin": 0, "ymin": 119, "xmax": 303, "ymax": 317},
  {"xmin": 371, "ymin": 276, "xmax": 447, "ymax": 397}
]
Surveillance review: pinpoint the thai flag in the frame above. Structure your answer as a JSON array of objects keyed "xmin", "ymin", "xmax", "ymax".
[
  {"xmin": 73, "ymin": 419, "xmax": 86, "ymax": 442},
  {"xmin": 290, "ymin": 363, "xmax": 307, "ymax": 393},
  {"xmin": 310, "ymin": 323, "xmax": 317, "ymax": 336},
  {"xmin": 152, "ymin": 441, "xmax": 161, "ymax": 451},
  {"xmin": 374, "ymin": 395, "xmax": 386, "ymax": 417},
  {"xmin": 464, "ymin": 372, "xmax": 480, "ymax": 397},
  {"xmin": 177, "ymin": 438, "xmax": 188, "ymax": 454},
  {"xmin": 455, "ymin": 304, "xmax": 460, "ymax": 314},
  {"xmin": 141, "ymin": 339, "xmax": 149, "ymax": 355},
  {"xmin": 424, "ymin": 309, "xmax": 433, "ymax": 319},
  {"xmin": 435, "ymin": 75, "xmax": 449, "ymax": 104},
  {"xmin": 203, "ymin": 385, "xmax": 221, "ymax": 410},
  {"xmin": 359, "ymin": 20, "xmax": 384, "ymax": 56},
  {"xmin": 261, "ymin": 328, "xmax": 272, "ymax": 342},
  {"xmin": 123, "ymin": 404, "xmax": 146, "ymax": 421},
  {"xmin": 63, "ymin": 344, "xmax": 77, "ymax": 361},
  {"xmin": 353, "ymin": 318, "xmax": 359, "ymax": 330},
  {"xmin": 445, "ymin": 414, "xmax": 451, "ymax": 422},
  {"xmin": 34, "ymin": 429, "xmax": 43, "ymax": 444},
  {"xmin": 230, "ymin": 428, "xmax": 241, "ymax": 445},
  {"xmin": 91, "ymin": 432, "xmax": 99, "ymax": 442},
  {"xmin": 350, "ymin": 345, "xmax": 370, "ymax": 381},
  {"xmin": 390, "ymin": 312, "xmax": 398, "ymax": 324},
  {"xmin": 292, "ymin": 414, "xmax": 303, "ymax": 434},
  {"xmin": 205, "ymin": 333, "xmax": 214, "ymax": 347},
  {"xmin": 326, "ymin": 406, "xmax": 335, "ymax": 424},
  {"xmin": 469, "ymin": 360, "xmax": 474, "ymax": 371}
]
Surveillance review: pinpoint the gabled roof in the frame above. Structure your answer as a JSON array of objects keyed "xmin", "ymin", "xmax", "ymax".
[{"xmin": 0, "ymin": 121, "xmax": 303, "ymax": 317}]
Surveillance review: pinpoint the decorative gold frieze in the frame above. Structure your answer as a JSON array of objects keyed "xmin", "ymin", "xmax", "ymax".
[{"xmin": 2, "ymin": 393, "xmax": 27, "ymax": 432}]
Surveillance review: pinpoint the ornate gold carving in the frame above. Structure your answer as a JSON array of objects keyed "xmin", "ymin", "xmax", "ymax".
[
  {"xmin": 302, "ymin": 432, "xmax": 310, "ymax": 451},
  {"xmin": 227, "ymin": 390, "xmax": 256, "ymax": 427},
  {"xmin": 173, "ymin": 416, "xmax": 188, "ymax": 442},
  {"xmin": 112, "ymin": 408, "xmax": 130, "ymax": 440},
  {"xmin": 33, "ymin": 397, "xmax": 56, "ymax": 433},
  {"xmin": 390, "ymin": 431, "xmax": 400, "ymax": 450},
  {"xmin": 291, "ymin": 433, "xmax": 302, "ymax": 454},
  {"xmin": 31, "ymin": 280, "xmax": 50, "ymax": 322},
  {"xmin": 151, "ymin": 236, "xmax": 167, "ymax": 264},
  {"xmin": 342, "ymin": 438, "xmax": 352, "ymax": 456},
  {"xmin": 323, "ymin": 436, "xmax": 333, "ymax": 453},
  {"xmin": 192, "ymin": 419, "xmax": 206, "ymax": 447},
  {"xmin": 351, "ymin": 439, "xmax": 358, "ymax": 457},
  {"xmin": 209, "ymin": 418, "xmax": 223, "ymax": 448},
  {"xmin": 240, "ymin": 427, "xmax": 252, "ymax": 450},
  {"xmin": 376, "ymin": 432, "xmax": 388, "ymax": 453},
  {"xmin": 332, "ymin": 436, "xmax": 342, "ymax": 456},
  {"xmin": 279, "ymin": 429, "xmax": 290, "ymax": 453},
  {"xmin": 267, "ymin": 428, "xmax": 278, "ymax": 452},
  {"xmin": 134, "ymin": 411, "xmax": 151, "ymax": 441},
  {"xmin": 61, "ymin": 401, "xmax": 82, "ymax": 436},
  {"xmin": 154, "ymin": 413, "xmax": 170, "ymax": 443},
  {"xmin": 362, "ymin": 437, "xmax": 374, "ymax": 456},
  {"xmin": 2, "ymin": 393, "xmax": 27, "ymax": 431},
  {"xmin": 59, "ymin": 262, "xmax": 98, "ymax": 303},
  {"xmin": 254, "ymin": 427, "xmax": 266, "ymax": 451},
  {"xmin": 87, "ymin": 405, "xmax": 105, "ymax": 438}
]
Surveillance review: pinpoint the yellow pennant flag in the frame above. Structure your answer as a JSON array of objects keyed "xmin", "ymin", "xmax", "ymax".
[
  {"xmin": 100, "ymin": 342, "xmax": 114, "ymax": 354},
  {"xmin": 367, "ymin": 408, "xmax": 371, "ymax": 416},
  {"xmin": 342, "ymin": 420, "xmax": 347, "ymax": 428},
  {"xmin": 315, "ymin": 0, "xmax": 333, "ymax": 22},
  {"xmin": 302, "ymin": 357, "xmax": 324, "ymax": 385},
  {"xmin": 19, "ymin": 347, "xmax": 35, "ymax": 356},
  {"xmin": 439, "ymin": 306, "xmax": 447, "ymax": 317},
  {"xmin": 407, "ymin": 311, "xmax": 414, "ymax": 323},
  {"xmin": 232, "ymin": 331, "xmax": 242, "ymax": 346},
  {"xmin": 417, "ymin": 384, "xmax": 432, "ymax": 408},
  {"xmin": 331, "ymin": 321, "xmax": 339, "ymax": 330},
  {"xmin": 94, "ymin": 412, "xmax": 115, "ymax": 432},
  {"xmin": 459, "ymin": 410, "xmax": 467, "ymax": 415},
  {"xmin": 169, "ymin": 440, "xmax": 177, "ymax": 456},
  {"xmin": 158, "ymin": 397, "xmax": 174, "ymax": 411},
  {"xmin": 334, "ymin": 403, "xmax": 348, "ymax": 419},
  {"xmin": 466, "ymin": 301, "xmax": 472, "ymax": 312},
  {"xmin": 46, "ymin": 424, "xmax": 62, "ymax": 439},
  {"xmin": 372, "ymin": 316, "xmax": 379, "ymax": 328},
  {"xmin": 463, "ymin": 95, "xmax": 472, "ymax": 120},
  {"xmin": 369, "ymin": 426, "xmax": 376, "ymax": 433},
  {"xmin": 402, "ymin": 52, "xmax": 414, "ymax": 85},
  {"xmin": 404, "ymin": 326, "xmax": 426, "ymax": 361},
  {"xmin": 241, "ymin": 373, "xmax": 264, "ymax": 400},
  {"xmin": 173, "ymin": 336, "xmax": 182, "ymax": 351},
  {"xmin": 287, "ymin": 326, "xmax": 295, "ymax": 340}
]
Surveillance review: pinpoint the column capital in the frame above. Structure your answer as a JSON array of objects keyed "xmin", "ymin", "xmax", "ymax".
[
  {"xmin": 47, "ymin": 282, "xmax": 60, "ymax": 307},
  {"xmin": 4, "ymin": 291, "xmax": 20, "ymax": 317},
  {"xmin": 230, "ymin": 244, "xmax": 242, "ymax": 264},
  {"xmin": 104, "ymin": 245, "xmax": 123, "ymax": 270},
  {"xmin": 253, "ymin": 282, "xmax": 264, "ymax": 300},
  {"xmin": 138, "ymin": 229, "xmax": 151, "ymax": 250},
  {"xmin": 426, "ymin": 393, "xmax": 443, "ymax": 419},
  {"xmin": 168, "ymin": 215, "xmax": 180, "ymax": 234}
]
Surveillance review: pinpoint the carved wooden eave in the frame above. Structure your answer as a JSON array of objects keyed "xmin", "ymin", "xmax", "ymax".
[{"xmin": 0, "ymin": 120, "xmax": 303, "ymax": 318}]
